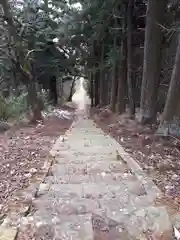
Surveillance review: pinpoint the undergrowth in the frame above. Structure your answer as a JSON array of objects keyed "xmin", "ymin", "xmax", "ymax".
[{"xmin": 0, "ymin": 89, "xmax": 50, "ymax": 121}]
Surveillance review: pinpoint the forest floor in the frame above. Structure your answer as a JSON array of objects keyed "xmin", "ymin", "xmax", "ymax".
[
  {"xmin": 93, "ymin": 107, "xmax": 180, "ymax": 213},
  {"xmin": 0, "ymin": 106, "xmax": 74, "ymax": 216}
]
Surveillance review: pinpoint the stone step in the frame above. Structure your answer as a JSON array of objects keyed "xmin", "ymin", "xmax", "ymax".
[
  {"xmin": 33, "ymin": 195, "xmax": 99, "ymax": 215},
  {"xmin": 57, "ymin": 151, "xmax": 119, "ymax": 158},
  {"xmin": 92, "ymin": 213, "xmax": 134, "ymax": 240},
  {"xmin": 66, "ymin": 132, "xmax": 109, "ymax": 139},
  {"xmin": 47, "ymin": 182, "xmax": 146, "ymax": 200},
  {"xmin": 51, "ymin": 150, "xmax": 117, "ymax": 158},
  {"xmin": 124, "ymin": 206, "xmax": 174, "ymax": 239},
  {"xmin": 29, "ymin": 213, "xmax": 94, "ymax": 240},
  {"xmin": 53, "ymin": 149, "xmax": 118, "ymax": 158},
  {"xmin": 54, "ymin": 142, "xmax": 116, "ymax": 151},
  {"xmin": 33, "ymin": 186, "xmax": 173, "ymax": 238},
  {"xmin": 54, "ymin": 154, "xmax": 121, "ymax": 164},
  {"xmin": 57, "ymin": 146, "xmax": 121, "ymax": 155},
  {"xmin": 34, "ymin": 189, "xmax": 152, "ymax": 218},
  {"xmin": 92, "ymin": 205, "xmax": 174, "ymax": 239},
  {"xmin": 96, "ymin": 194, "xmax": 154, "ymax": 223},
  {"xmin": 52, "ymin": 139, "xmax": 126, "ymax": 154},
  {"xmin": 37, "ymin": 118, "xmax": 174, "ymax": 239},
  {"xmin": 67, "ymin": 135, "xmax": 110, "ymax": 140},
  {"xmin": 51, "ymin": 161, "xmax": 132, "ymax": 176},
  {"xmin": 51, "ymin": 151, "xmax": 128, "ymax": 162},
  {"xmin": 45, "ymin": 172, "xmax": 137, "ymax": 185}
]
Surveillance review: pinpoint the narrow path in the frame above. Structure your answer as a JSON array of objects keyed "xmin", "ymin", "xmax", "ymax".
[{"xmin": 17, "ymin": 118, "xmax": 176, "ymax": 239}]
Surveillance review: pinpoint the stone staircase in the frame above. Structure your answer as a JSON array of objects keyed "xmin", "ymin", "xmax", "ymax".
[{"xmin": 26, "ymin": 119, "xmax": 176, "ymax": 239}]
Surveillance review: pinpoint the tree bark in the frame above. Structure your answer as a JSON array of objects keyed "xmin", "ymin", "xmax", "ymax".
[
  {"xmin": 102, "ymin": 71, "xmax": 109, "ymax": 106},
  {"xmin": 117, "ymin": 44, "xmax": 127, "ymax": 114},
  {"xmin": 94, "ymin": 70, "xmax": 100, "ymax": 106},
  {"xmin": 158, "ymin": 35, "xmax": 180, "ymax": 136},
  {"xmin": 1, "ymin": 0, "xmax": 15, "ymax": 36},
  {"xmin": 27, "ymin": 81, "xmax": 43, "ymax": 123},
  {"xmin": 67, "ymin": 77, "xmax": 76, "ymax": 102},
  {"xmin": 110, "ymin": 62, "xmax": 118, "ymax": 112},
  {"xmin": 99, "ymin": 42, "xmax": 105, "ymax": 106},
  {"xmin": 127, "ymin": 0, "xmax": 135, "ymax": 119},
  {"xmin": 89, "ymin": 71, "xmax": 94, "ymax": 107},
  {"xmin": 140, "ymin": 0, "xmax": 168, "ymax": 124},
  {"xmin": 49, "ymin": 76, "xmax": 58, "ymax": 105},
  {"xmin": 110, "ymin": 16, "xmax": 118, "ymax": 112},
  {"xmin": 117, "ymin": 5, "xmax": 127, "ymax": 114}
]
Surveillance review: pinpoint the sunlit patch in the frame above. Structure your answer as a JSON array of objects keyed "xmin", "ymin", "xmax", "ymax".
[{"xmin": 72, "ymin": 77, "xmax": 91, "ymax": 119}]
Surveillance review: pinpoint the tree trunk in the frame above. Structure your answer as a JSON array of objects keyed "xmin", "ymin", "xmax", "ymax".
[
  {"xmin": 27, "ymin": 81, "xmax": 43, "ymax": 123},
  {"xmin": 140, "ymin": 0, "xmax": 168, "ymax": 124},
  {"xmin": 67, "ymin": 77, "xmax": 76, "ymax": 102},
  {"xmin": 90, "ymin": 71, "xmax": 94, "ymax": 107},
  {"xmin": 94, "ymin": 70, "xmax": 100, "ymax": 106},
  {"xmin": 99, "ymin": 42, "xmax": 105, "ymax": 106},
  {"xmin": 110, "ymin": 65, "xmax": 118, "ymax": 112},
  {"xmin": 49, "ymin": 76, "xmax": 58, "ymax": 105},
  {"xmin": 1, "ymin": 0, "xmax": 15, "ymax": 37},
  {"xmin": 127, "ymin": 0, "xmax": 135, "ymax": 118},
  {"xmin": 102, "ymin": 71, "xmax": 109, "ymax": 106},
  {"xmin": 107, "ymin": 70, "xmax": 112, "ymax": 105},
  {"xmin": 1, "ymin": 0, "xmax": 20, "ymax": 74},
  {"xmin": 117, "ymin": 5, "xmax": 127, "ymax": 114},
  {"xmin": 117, "ymin": 45, "xmax": 127, "ymax": 114},
  {"xmin": 110, "ymin": 64, "xmax": 118, "ymax": 112},
  {"xmin": 158, "ymin": 35, "xmax": 180, "ymax": 136},
  {"xmin": 57, "ymin": 76, "xmax": 63, "ymax": 106},
  {"xmin": 110, "ymin": 17, "xmax": 118, "ymax": 112},
  {"xmin": 1, "ymin": 0, "xmax": 43, "ymax": 122}
]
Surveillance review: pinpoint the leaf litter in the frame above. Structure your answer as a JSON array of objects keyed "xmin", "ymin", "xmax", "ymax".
[{"xmin": 0, "ymin": 107, "xmax": 74, "ymax": 215}]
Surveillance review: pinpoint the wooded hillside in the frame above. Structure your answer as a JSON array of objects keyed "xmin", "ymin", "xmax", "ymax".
[{"xmin": 1, "ymin": 0, "xmax": 180, "ymax": 136}]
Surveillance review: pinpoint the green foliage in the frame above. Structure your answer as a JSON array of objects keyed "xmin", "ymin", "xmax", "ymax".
[
  {"xmin": 38, "ymin": 89, "xmax": 50, "ymax": 110},
  {"xmin": 0, "ymin": 89, "xmax": 51, "ymax": 120},
  {"xmin": 0, "ymin": 93, "xmax": 28, "ymax": 120},
  {"xmin": 0, "ymin": 0, "xmax": 79, "ymax": 92}
]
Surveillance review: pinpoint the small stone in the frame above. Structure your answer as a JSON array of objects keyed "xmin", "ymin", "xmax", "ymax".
[
  {"xmin": 21, "ymin": 217, "xmax": 29, "ymax": 225},
  {"xmin": 0, "ymin": 226, "xmax": 17, "ymax": 240},
  {"xmin": 52, "ymin": 216, "xmax": 59, "ymax": 224},
  {"xmin": 37, "ymin": 183, "xmax": 50, "ymax": 197},
  {"xmin": 29, "ymin": 168, "xmax": 37, "ymax": 174},
  {"xmin": 19, "ymin": 205, "xmax": 30, "ymax": 215},
  {"xmin": 101, "ymin": 172, "xmax": 106, "ymax": 177},
  {"xmin": 172, "ymin": 174, "xmax": 178, "ymax": 180},
  {"xmin": 36, "ymin": 221, "xmax": 43, "ymax": 227},
  {"xmin": 24, "ymin": 173, "xmax": 32, "ymax": 178}
]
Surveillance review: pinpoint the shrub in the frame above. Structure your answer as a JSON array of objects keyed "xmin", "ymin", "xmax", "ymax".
[{"xmin": 0, "ymin": 92, "xmax": 28, "ymax": 120}]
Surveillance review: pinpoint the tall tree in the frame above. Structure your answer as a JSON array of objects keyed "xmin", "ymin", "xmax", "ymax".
[
  {"xmin": 127, "ymin": 0, "xmax": 135, "ymax": 118},
  {"xmin": 99, "ymin": 41, "xmax": 105, "ymax": 106},
  {"xmin": 158, "ymin": 35, "xmax": 180, "ymax": 136},
  {"xmin": 117, "ymin": 3, "xmax": 127, "ymax": 114},
  {"xmin": 140, "ymin": 0, "xmax": 168, "ymax": 124},
  {"xmin": 0, "ymin": 0, "xmax": 42, "ymax": 122},
  {"xmin": 110, "ymin": 12, "xmax": 118, "ymax": 112}
]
